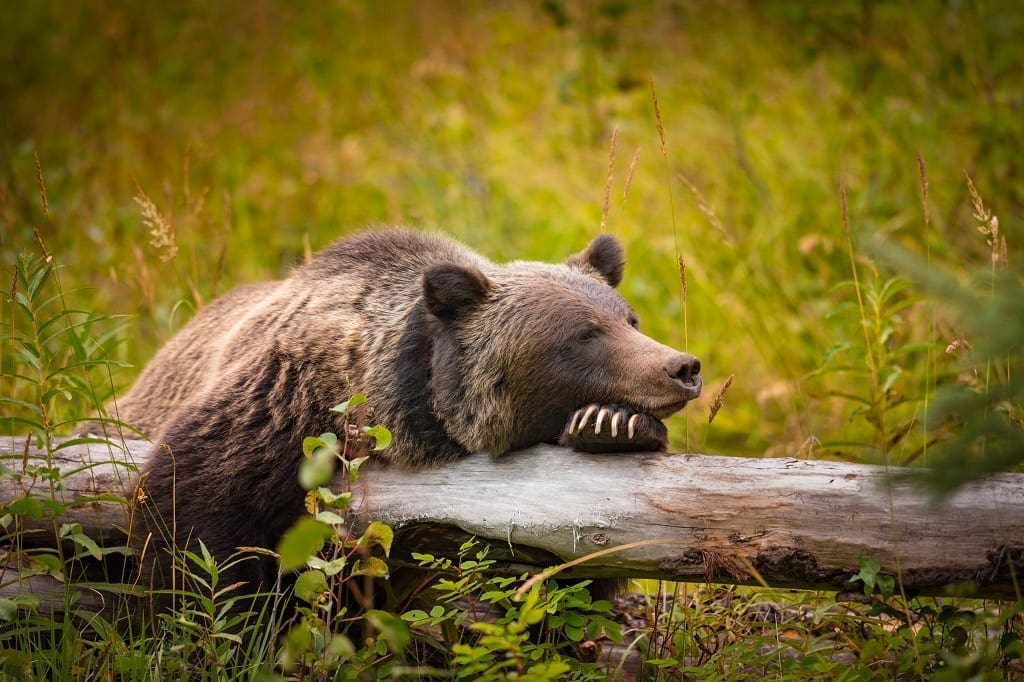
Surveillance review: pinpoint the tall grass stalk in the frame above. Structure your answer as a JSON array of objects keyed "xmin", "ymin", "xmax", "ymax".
[
  {"xmin": 621, "ymin": 147, "xmax": 641, "ymax": 213},
  {"xmin": 650, "ymin": 80, "xmax": 689, "ymax": 453},
  {"xmin": 841, "ymin": 180, "xmax": 924, "ymax": 660},
  {"xmin": 917, "ymin": 151, "xmax": 933, "ymax": 466},
  {"xmin": 839, "ymin": 183, "xmax": 887, "ymax": 458},
  {"xmin": 600, "ymin": 125, "xmax": 618, "ymax": 233},
  {"xmin": 964, "ymin": 169, "xmax": 1006, "ymax": 464}
]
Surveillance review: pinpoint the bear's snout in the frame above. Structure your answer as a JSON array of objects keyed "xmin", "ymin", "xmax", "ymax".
[{"xmin": 665, "ymin": 353, "xmax": 702, "ymax": 400}]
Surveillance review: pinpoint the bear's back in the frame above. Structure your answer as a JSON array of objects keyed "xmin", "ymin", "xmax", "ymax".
[
  {"xmin": 113, "ymin": 230, "xmax": 489, "ymax": 440},
  {"xmin": 113, "ymin": 280, "xmax": 288, "ymax": 437}
]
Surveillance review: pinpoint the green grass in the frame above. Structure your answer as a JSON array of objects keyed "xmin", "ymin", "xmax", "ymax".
[
  {"xmin": 2, "ymin": 1, "xmax": 1021, "ymax": 456},
  {"xmin": 3, "ymin": 1, "xmax": 1021, "ymax": 459},
  {"xmin": 1, "ymin": 1, "xmax": 1023, "ymax": 679}
]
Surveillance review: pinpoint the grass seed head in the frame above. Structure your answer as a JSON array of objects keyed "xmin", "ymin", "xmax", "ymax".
[
  {"xmin": 677, "ymin": 253, "xmax": 687, "ymax": 301},
  {"xmin": 964, "ymin": 169, "xmax": 989, "ymax": 225},
  {"xmin": 945, "ymin": 334, "xmax": 972, "ymax": 356},
  {"xmin": 964, "ymin": 170, "xmax": 1005, "ymax": 266},
  {"xmin": 839, "ymin": 182, "xmax": 850, "ymax": 239},
  {"xmin": 33, "ymin": 151, "xmax": 49, "ymax": 219},
  {"xmin": 32, "ymin": 227, "xmax": 53, "ymax": 264},
  {"xmin": 134, "ymin": 186, "xmax": 177, "ymax": 262},
  {"xmin": 916, "ymin": 150, "xmax": 930, "ymax": 226},
  {"xmin": 650, "ymin": 80, "xmax": 667, "ymax": 157},
  {"xmin": 709, "ymin": 373, "xmax": 735, "ymax": 424},
  {"xmin": 622, "ymin": 147, "xmax": 641, "ymax": 209},
  {"xmin": 601, "ymin": 126, "xmax": 618, "ymax": 233},
  {"xmin": 678, "ymin": 172, "xmax": 733, "ymax": 246}
]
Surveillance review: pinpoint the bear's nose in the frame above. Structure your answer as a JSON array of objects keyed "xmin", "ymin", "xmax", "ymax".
[{"xmin": 666, "ymin": 354, "xmax": 701, "ymax": 383}]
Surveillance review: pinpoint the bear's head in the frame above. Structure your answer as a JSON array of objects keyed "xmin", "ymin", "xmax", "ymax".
[{"xmin": 423, "ymin": 235, "xmax": 701, "ymax": 455}]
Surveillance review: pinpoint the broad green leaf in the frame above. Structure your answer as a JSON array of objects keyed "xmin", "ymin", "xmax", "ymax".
[
  {"xmin": 310, "ymin": 556, "xmax": 347, "ymax": 577},
  {"xmin": 27, "ymin": 553, "xmax": 63, "ymax": 576},
  {"xmin": 851, "ymin": 556, "xmax": 880, "ymax": 594},
  {"xmin": 71, "ymin": 533, "xmax": 103, "ymax": 561},
  {"xmin": 59, "ymin": 522, "xmax": 105, "ymax": 563},
  {"xmin": 350, "ymin": 557, "xmax": 389, "ymax": 579},
  {"xmin": 317, "ymin": 487, "xmax": 352, "ymax": 509},
  {"xmin": 0, "ymin": 396, "xmax": 43, "ymax": 415},
  {"xmin": 0, "ymin": 598, "xmax": 18, "ymax": 621},
  {"xmin": 326, "ymin": 633, "xmax": 355, "ymax": 660},
  {"xmin": 302, "ymin": 434, "xmax": 333, "ymax": 457},
  {"xmin": 401, "ymin": 609, "xmax": 430, "ymax": 624},
  {"xmin": 299, "ymin": 446, "xmax": 336, "ymax": 490},
  {"xmin": 518, "ymin": 584, "xmax": 546, "ymax": 625},
  {"xmin": 881, "ymin": 367, "xmax": 903, "ymax": 393},
  {"xmin": 302, "ymin": 436, "xmax": 325, "ymax": 457},
  {"xmin": 347, "ymin": 455, "xmax": 369, "ymax": 482},
  {"xmin": 363, "ymin": 424, "xmax": 392, "ymax": 451},
  {"xmin": 277, "ymin": 518, "xmax": 333, "ymax": 572},
  {"xmin": 565, "ymin": 624, "xmax": 585, "ymax": 641},
  {"xmin": 331, "ymin": 393, "xmax": 367, "ymax": 415},
  {"xmin": 646, "ymin": 658, "xmax": 679, "ymax": 668},
  {"xmin": 294, "ymin": 569, "xmax": 329, "ymax": 604},
  {"xmin": 877, "ymin": 573, "xmax": 895, "ymax": 598},
  {"xmin": 59, "ymin": 522, "xmax": 82, "ymax": 537},
  {"xmin": 358, "ymin": 520, "xmax": 394, "ymax": 557},
  {"xmin": 315, "ymin": 510, "xmax": 345, "ymax": 526},
  {"xmin": 7, "ymin": 496, "xmax": 44, "ymax": 520},
  {"xmin": 365, "ymin": 609, "xmax": 411, "ymax": 655}
]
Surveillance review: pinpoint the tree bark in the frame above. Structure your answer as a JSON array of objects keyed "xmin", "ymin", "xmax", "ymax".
[{"xmin": 2, "ymin": 436, "xmax": 1023, "ymax": 600}]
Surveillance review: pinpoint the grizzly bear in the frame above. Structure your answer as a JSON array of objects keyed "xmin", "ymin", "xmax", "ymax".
[{"xmin": 119, "ymin": 230, "xmax": 701, "ymax": 601}]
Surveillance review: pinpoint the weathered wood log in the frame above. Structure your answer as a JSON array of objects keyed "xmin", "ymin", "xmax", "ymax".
[{"xmin": 2, "ymin": 436, "xmax": 1023, "ymax": 600}]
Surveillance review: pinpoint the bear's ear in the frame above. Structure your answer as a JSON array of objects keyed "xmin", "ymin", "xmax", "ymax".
[
  {"xmin": 423, "ymin": 263, "xmax": 492, "ymax": 321},
  {"xmin": 565, "ymin": 234, "xmax": 625, "ymax": 287}
]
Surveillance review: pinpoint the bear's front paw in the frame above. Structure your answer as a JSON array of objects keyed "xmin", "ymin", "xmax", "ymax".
[{"xmin": 559, "ymin": 404, "xmax": 668, "ymax": 453}]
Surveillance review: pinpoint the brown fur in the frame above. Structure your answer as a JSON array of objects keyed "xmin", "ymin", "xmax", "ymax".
[{"xmin": 120, "ymin": 229, "xmax": 701, "ymax": 598}]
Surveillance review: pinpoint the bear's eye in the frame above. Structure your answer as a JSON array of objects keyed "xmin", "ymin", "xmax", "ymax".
[
  {"xmin": 627, "ymin": 314, "xmax": 640, "ymax": 330},
  {"xmin": 577, "ymin": 325, "xmax": 601, "ymax": 343}
]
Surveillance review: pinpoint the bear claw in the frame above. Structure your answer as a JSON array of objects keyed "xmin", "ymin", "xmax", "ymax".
[
  {"xmin": 583, "ymin": 405, "xmax": 599, "ymax": 430},
  {"xmin": 627, "ymin": 413, "xmax": 639, "ymax": 439},
  {"xmin": 560, "ymin": 403, "xmax": 669, "ymax": 453}
]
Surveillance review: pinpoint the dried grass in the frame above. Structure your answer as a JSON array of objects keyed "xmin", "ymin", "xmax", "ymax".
[
  {"xmin": 32, "ymin": 227, "xmax": 52, "ymax": 264},
  {"xmin": 601, "ymin": 126, "xmax": 618, "ymax": 233},
  {"xmin": 650, "ymin": 80, "xmax": 667, "ymax": 157},
  {"xmin": 621, "ymin": 147, "xmax": 641, "ymax": 210},
  {"xmin": 133, "ymin": 183, "xmax": 178, "ymax": 262},
  {"xmin": 130, "ymin": 243, "xmax": 156, "ymax": 311},
  {"xmin": 916, "ymin": 151, "xmax": 930, "ymax": 227},
  {"xmin": 677, "ymin": 254, "xmax": 687, "ymax": 303},
  {"xmin": 33, "ymin": 151, "xmax": 49, "ymax": 219},
  {"xmin": 212, "ymin": 190, "xmax": 232, "ymax": 297},
  {"xmin": 945, "ymin": 334, "xmax": 972, "ymax": 356},
  {"xmin": 678, "ymin": 172, "xmax": 734, "ymax": 246},
  {"xmin": 708, "ymin": 374, "xmax": 735, "ymax": 425},
  {"xmin": 965, "ymin": 170, "xmax": 1006, "ymax": 267}
]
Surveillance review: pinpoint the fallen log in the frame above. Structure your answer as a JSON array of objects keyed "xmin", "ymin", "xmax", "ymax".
[{"xmin": 1, "ymin": 436, "xmax": 1023, "ymax": 601}]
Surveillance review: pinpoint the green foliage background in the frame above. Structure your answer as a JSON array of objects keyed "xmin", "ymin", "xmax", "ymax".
[{"xmin": 2, "ymin": 0, "xmax": 1022, "ymax": 462}]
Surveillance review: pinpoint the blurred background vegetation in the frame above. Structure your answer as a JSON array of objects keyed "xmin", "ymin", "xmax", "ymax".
[{"xmin": 2, "ymin": 0, "xmax": 1022, "ymax": 467}]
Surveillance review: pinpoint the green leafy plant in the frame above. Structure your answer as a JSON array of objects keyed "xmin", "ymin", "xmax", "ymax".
[
  {"xmin": 3, "ymin": 5, "xmax": 1024, "ymax": 676},
  {"xmin": 273, "ymin": 396, "xmax": 406, "ymax": 679},
  {"xmin": 150, "ymin": 542, "xmax": 274, "ymax": 679},
  {"xmin": 401, "ymin": 539, "xmax": 620, "ymax": 680},
  {"xmin": 814, "ymin": 270, "xmax": 935, "ymax": 463},
  {"xmin": 0, "ymin": 230, "xmax": 143, "ymax": 679},
  {"xmin": 809, "ymin": 187, "xmax": 936, "ymax": 465},
  {"xmin": 872, "ymin": 176, "xmax": 1024, "ymax": 494}
]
